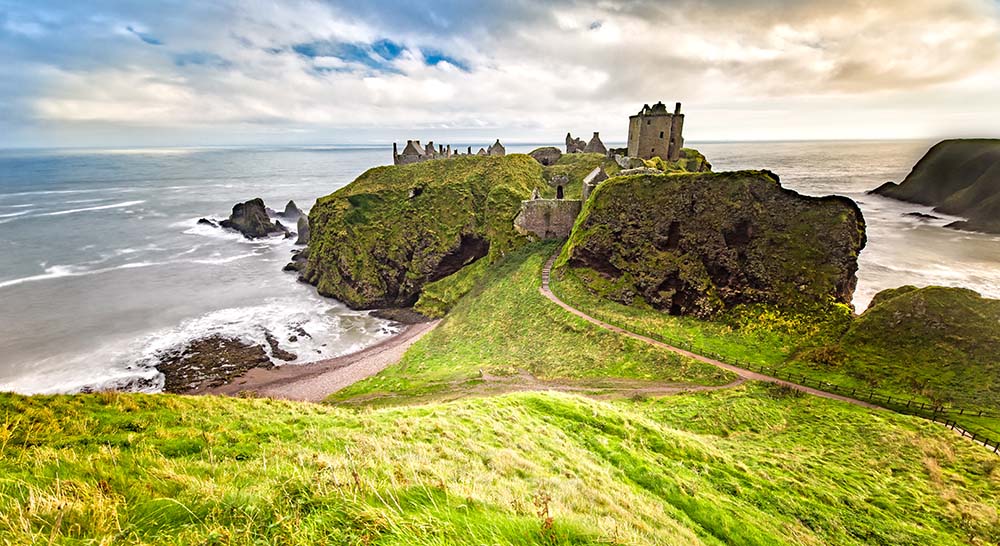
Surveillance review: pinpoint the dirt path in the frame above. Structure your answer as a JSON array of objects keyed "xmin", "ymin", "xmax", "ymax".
[
  {"xmin": 538, "ymin": 255, "xmax": 881, "ymax": 410},
  {"xmin": 201, "ymin": 320, "xmax": 439, "ymax": 402}
]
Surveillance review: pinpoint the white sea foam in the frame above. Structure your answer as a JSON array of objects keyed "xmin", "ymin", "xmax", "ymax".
[
  {"xmin": 0, "ymin": 209, "xmax": 34, "ymax": 218},
  {"xmin": 132, "ymin": 297, "xmax": 399, "ymax": 375},
  {"xmin": 36, "ymin": 200, "xmax": 146, "ymax": 217},
  {"xmin": 0, "ymin": 261, "xmax": 165, "ymax": 290}
]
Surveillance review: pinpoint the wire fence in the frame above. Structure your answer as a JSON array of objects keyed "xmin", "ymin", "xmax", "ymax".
[{"xmin": 546, "ymin": 276, "xmax": 999, "ymax": 455}]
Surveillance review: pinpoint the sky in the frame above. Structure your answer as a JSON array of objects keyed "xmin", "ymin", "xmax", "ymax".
[{"xmin": 1, "ymin": 0, "xmax": 1000, "ymax": 147}]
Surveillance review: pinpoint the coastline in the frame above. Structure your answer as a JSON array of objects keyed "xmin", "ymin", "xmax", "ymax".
[{"xmin": 196, "ymin": 319, "xmax": 439, "ymax": 402}]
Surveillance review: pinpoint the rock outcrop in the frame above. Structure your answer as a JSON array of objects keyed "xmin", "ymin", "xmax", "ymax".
[
  {"xmin": 302, "ymin": 155, "xmax": 542, "ymax": 309},
  {"xmin": 295, "ymin": 215, "xmax": 309, "ymax": 245},
  {"xmin": 871, "ymin": 139, "xmax": 1000, "ymax": 234},
  {"xmin": 558, "ymin": 170, "xmax": 867, "ymax": 318},
  {"xmin": 529, "ymin": 147, "xmax": 563, "ymax": 166},
  {"xmin": 278, "ymin": 200, "xmax": 304, "ymax": 219},
  {"xmin": 220, "ymin": 198, "xmax": 290, "ymax": 239},
  {"xmin": 155, "ymin": 335, "xmax": 275, "ymax": 393}
]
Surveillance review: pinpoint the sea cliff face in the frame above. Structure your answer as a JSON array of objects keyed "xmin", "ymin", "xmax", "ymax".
[
  {"xmin": 557, "ymin": 170, "xmax": 867, "ymax": 318},
  {"xmin": 872, "ymin": 139, "xmax": 1000, "ymax": 233},
  {"xmin": 302, "ymin": 155, "xmax": 542, "ymax": 309}
]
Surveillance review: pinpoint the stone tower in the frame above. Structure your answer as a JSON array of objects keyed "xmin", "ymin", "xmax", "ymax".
[{"xmin": 627, "ymin": 101, "xmax": 684, "ymax": 161}]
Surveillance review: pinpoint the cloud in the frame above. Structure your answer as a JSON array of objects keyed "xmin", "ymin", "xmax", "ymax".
[
  {"xmin": 2, "ymin": 0, "xmax": 1000, "ymax": 146},
  {"xmin": 125, "ymin": 25, "xmax": 162, "ymax": 45}
]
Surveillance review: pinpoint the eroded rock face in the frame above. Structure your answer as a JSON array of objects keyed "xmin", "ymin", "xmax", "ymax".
[
  {"xmin": 560, "ymin": 170, "xmax": 867, "ymax": 318},
  {"xmin": 303, "ymin": 155, "xmax": 541, "ymax": 309},
  {"xmin": 220, "ymin": 198, "xmax": 289, "ymax": 239}
]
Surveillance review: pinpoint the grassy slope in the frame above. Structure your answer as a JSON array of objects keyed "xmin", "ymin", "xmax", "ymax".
[
  {"xmin": 332, "ymin": 243, "xmax": 733, "ymax": 407},
  {"xmin": 539, "ymin": 153, "xmax": 620, "ymax": 199},
  {"xmin": 552, "ymin": 269, "xmax": 1000, "ymax": 438},
  {"xmin": 2, "ymin": 386, "xmax": 998, "ymax": 545}
]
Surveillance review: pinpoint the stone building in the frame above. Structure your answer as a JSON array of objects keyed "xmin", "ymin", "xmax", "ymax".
[{"xmin": 627, "ymin": 101, "xmax": 684, "ymax": 161}]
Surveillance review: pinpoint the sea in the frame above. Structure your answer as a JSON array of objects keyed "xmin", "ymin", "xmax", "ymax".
[{"xmin": 1, "ymin": 140, "xmax": 999, "ymax": 395}]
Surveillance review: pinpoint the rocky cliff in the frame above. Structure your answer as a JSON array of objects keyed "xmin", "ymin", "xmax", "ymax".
[
  {"xmin": 557, "ymin": 170, "xmax": 867, "ymax": 318},
  {"xmin": 302, "ymin": 155, "xmax": 542, "ymax": 309},
  {"xmin": 872, "ymin": 139, "xmax": 1000, "ymax": 233}
]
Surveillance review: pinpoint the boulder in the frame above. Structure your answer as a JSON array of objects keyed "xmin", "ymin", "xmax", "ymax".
[
  {"xmin": 871, "ymin": 139, "xmax": 1000, "ymax": 234},
  {"xmin": 559, "ymin": 170, "xmax": 867, "ymax": 318},
  {"xmin": 197, "ymin": 218, "xmax": 218, "ymax": 227},
  {"xmin": 219, "ymin": 198, "xmax": 289, "ymax": 239},
  {"xmin": 529, "ymin": 147, "xmax": 563, "ymax": 166}
]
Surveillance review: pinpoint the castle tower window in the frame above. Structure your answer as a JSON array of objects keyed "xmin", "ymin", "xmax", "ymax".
[
  {"xmin": 660, "ymin": 131, "xmax": 664, "ymax": 138},
  {"xmin": 556, "ymin": 186, "xmax": 564, "ymax": 199}
]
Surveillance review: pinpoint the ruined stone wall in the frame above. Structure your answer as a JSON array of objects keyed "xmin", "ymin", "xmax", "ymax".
[
  {"xmin": 513, "ymin": 199, "xmax": 583, "ymax": 240},
  {"xmin": 668, "ymin": 114, "xmax": 685, "ymax": 161},
  {"xmin": 626, "ymin": 117, "xmax": 642, "ymax": 157}
]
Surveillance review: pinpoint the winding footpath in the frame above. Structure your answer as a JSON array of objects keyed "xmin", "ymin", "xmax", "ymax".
[{"xmin": 539, "ymin": 254, "xmax": 880, "ymax": 410}]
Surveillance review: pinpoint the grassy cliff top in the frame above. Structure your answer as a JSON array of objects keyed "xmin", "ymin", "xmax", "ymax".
[
  {"xmin": 303, "ymin": 154, "xmax": 544, "ymax": 309},
  {"xmin": 557, "ymin": 170, "xmax": 866, "ymax": 318},
  {"xmin": 2, "ymin": 383, "xmax": 998, "ymax": 545}
]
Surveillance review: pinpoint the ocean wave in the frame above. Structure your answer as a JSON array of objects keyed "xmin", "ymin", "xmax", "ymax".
[
  {"xmin": 191, "ymin": 252, "xmax": 259, "ymax": 265},
  {"xmin": 0, "ymin": 261, "xmax": 165, "ymax": 290},
  {"xmin": 0, "ymin": 209, "xmax": 34, "ymax": 218},
  {"xmin": 0, "ymin": 187, "xmax": 132, "ymax": 199},
  {"xmin": 178, "ymin": 217, "xmax": 293, "ymax": 246},
  {"xmin": 131, "ymin": 297, "xmax": 400, "ymax": 376},
  {"xmin": 36, "ymin": 200, "xmax": 146, "ymax": 217}
]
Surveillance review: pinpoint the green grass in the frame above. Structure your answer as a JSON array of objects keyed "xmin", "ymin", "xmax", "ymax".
[
  {"xmin": 539, "ymin": 153, "xmax": 620, "ymax": 199},
  {"xmin": 330, "ymin": 243, "xmax": 733, "ymax": 407},
  {"xmin": 2, "ymin": 385, "xmax": 998, "ymax": 545},
  {"xmin": 551, "ymin": 266, "xmax": 1000, "ymax": 440}
]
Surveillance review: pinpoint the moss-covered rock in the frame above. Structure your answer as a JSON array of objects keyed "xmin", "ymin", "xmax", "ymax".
[
  {"xmin": 302, "ymin": 155, "xmax": 543, "ymax": 309},
  {"xmin": 838, "ymin": 286, "xmax": 1000, "ymax": 406},
  {"xmin": 557, "ymin": 170, "xmax": 867, "ymax": 318},
  {"xmin": 872, "ymin": 139, "xmax": 1000, "ymax": 233}
]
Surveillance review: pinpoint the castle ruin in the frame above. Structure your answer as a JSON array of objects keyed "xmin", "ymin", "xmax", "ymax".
[
  {"xmin": 518, "ymin": 100, "xmax": 690, "ymax": 240},
  {"xmin": 627, "ymin": 101, "xmax": 684, "ymax": 161},
  {"xmin": 393, "ymin": 139, "xmax": 505, "ymax": 165}
]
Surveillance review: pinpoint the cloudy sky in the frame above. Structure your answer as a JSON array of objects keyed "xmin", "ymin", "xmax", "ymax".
[{"xmin": 1, "ymin": 0, "xmax": 999, "ymax": 147}]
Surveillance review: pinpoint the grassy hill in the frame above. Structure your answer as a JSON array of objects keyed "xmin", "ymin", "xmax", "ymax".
[
  {"xmin": 332, "ymin": 243, "xmax": 733, "ymax": 407},
  {"xmin": 2, "ymin": 384, "xmax": 998, "ymax": 544}
]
